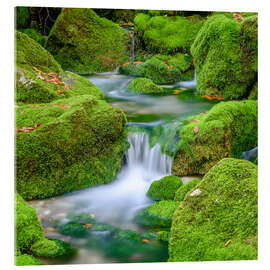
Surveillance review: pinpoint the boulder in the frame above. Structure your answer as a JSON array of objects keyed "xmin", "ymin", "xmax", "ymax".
[{"xmin": 128, "ymin": 78, "xmax": 163, "ymax": 93}]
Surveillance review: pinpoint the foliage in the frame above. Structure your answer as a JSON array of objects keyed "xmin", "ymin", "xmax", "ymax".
[
  {"xmin": 18, "ymin": 28, "xmax": 45, "ymax": 46},
  {"xmin": 16, "ymin": 7, "xmax": 30, "ymax": 29},
  {"xmin": 16, "ymin": 95, "xmax": 127, "ymax": 199},
  {"xmin": 46, "ymin": 8, "xmax": 129, "ymax": 73},
  {"xmin": 133, "ymin": 200, "xmax": 179, "ymax": 228},
  {"xmin": 147, "ymin": 175, "xmax": 183, "ymax": 200},
  {"xmin": 15, "ymin": 254, "xmax": 41, "ymax": 266},
  {"xmin": 128, "ymin": 78, "xmax": 163, "ymax": 93},
  {"xmin": 169, "ymin": 158, "xmax": 258, "ymax": 261},
  {"xmin": 191, "ymin": 14, "xmax": 258, "ymax": 99},
  {"xmin": 174, "ymin": 179, "xmax": 200, "ymax": 202},
  {"xmin": 248, "ymin": 82, "xmax": 258, "ymax": 100},
  {"xmin": 172, "ymin": 100, "xmax": 258, "ymax": 176}
]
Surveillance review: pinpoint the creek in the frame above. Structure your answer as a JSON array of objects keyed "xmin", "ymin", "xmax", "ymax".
[{"xmin": 29, "ymin": 71, "xmax": 217, "ymax": 264}]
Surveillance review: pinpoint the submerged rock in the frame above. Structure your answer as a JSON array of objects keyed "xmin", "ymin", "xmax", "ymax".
[
  {"xmin": 172, "ymin": 100, "xmax": 257, "ymax": 176},
  {"xmin": 191, "ymin": 14, "xmax": 257, "ymax": 99},
  {"xmin": 169, "ymin": 158, "xmax": 258, "ymax": 261},
  {"xmin": 16, "ymin": 95, "xmax": 127, "ymax": 199},
  {"xmin": 46, "ymin": 8, "xmax": 129, "ymax": 74}
]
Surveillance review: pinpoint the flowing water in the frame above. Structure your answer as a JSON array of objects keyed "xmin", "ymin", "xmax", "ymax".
[{"xmin": 29, "ymin": 71, "xmax": 217, "ymax": 264}]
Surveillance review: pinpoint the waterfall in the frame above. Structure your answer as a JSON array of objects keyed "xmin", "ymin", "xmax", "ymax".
[
  {"xmin": 126, "ymin": 132, "xmax": 172, "ymax": 177},
  {"xmin": 175, "ymin": 69, "xmax": 197, "ymax": 89},
  {"xmin": 130, "ymin": 30, "xmax": 135, "ymax": 61}
]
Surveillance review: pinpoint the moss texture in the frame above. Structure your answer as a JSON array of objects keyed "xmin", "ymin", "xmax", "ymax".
[
  {"xmin": 15, "ymin": 193, "xmax": 74, "ymax": 265},
  {"xmin": 147, "ymin": 176, "xmax": 183, "ymax": 200},
  {"xmin": 128, "ymin": 78, "xmax": 163, "ymax": 93},
  {"xmin": 16, "ymin": 95, "xmax": 127, "ymax": 199},
  {"xmin": 16, "ymin": 31, "xmax": 104, "ymax": 104},
  {"xmin": 18, "ymin": 28, "xmax": 45, "ymax": 46},
  {"xmin": 15, "ymin": 7, "xmax": 30, "ymax": 29},
  {"xmin": 133, "ymin": 200, "xmax": 178, "ymax": 228},
  {"xmin": 169, "ymin": 158, "xmax": 258, "ymax": 261},
  {"xmin": 174, "ymin": 179, "xmax": 200, "ymax": 202},
  {"xmin": 191, "ymin": 15, "xmax": 257, "ymax": 99},
  {"xmin": 134, "ymin": 14, "xmax": 204, "ymax": 54},
  {"xmin": 172, "ymin": 100, "xmax": 257, "ymax": 176},
  {"xmin": 46, "ymin": 8, "xmax": 129, "ymax": 74}
]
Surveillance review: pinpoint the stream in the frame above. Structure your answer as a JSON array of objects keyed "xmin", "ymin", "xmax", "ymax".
[{"xmin": 28, "ymin": 71, "xmax": 217, "ymax": 264}]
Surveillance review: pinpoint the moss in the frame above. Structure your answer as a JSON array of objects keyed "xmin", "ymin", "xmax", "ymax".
[
  {"xmin": 16, "ymin": 95, "xmax": 127, "ymax": 199},
  {"xmin": 147, "ymin": 176, "xmax": 183, "ymax": 200},
  {"xmin": 15, "ymin": 7, "xmax": 30, "ymax": 29},
  {"xmin": 133, "ymin": 200, "xmax": 179, "ymax": 228},
  {"xmin": 169, "ymin": 158, "xmax": 258, "ymax": 261},
  {"xmin": 172, "ymin": 100, "xmax": 257, "ymax": 176},
  {"xmin": 46, "ymin": 8, "xmax": 129, "ymax": 74},
  {"xmin": 174, "ymin": 179, "xmax": 200, "ymax": 202},
  {"xmin": 15, "ymin": 31, "xmax": 104, "ymax": 104},
  {"xmin": 157, "ymin": 231, "xmax": 170, "ymax": 242},
  {"xmin": 134, "ymin": 14, "xmax": 204, "ymax": 54},
  {"xmin": 18, "ymin": 28, "xmax": 45, "ymax": 46},
  {"xmin": 248, "ymin": 82, "xmax": 258, "ymax": 100},
  {"xmin": 15, "ymin": 254, "xmax": 41, "ymax": 266},
  {"xmin": 191, "ymin": 15, "xmax": 257, "ymax": 99},
  {"xmin": 128, "ymin": 78, "xmax": 163, "ymax": 93}
]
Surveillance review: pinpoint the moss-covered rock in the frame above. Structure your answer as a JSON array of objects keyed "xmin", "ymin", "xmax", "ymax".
[
  {"xmin": 172, "ymin": 100, "xmax": 257, "ymax": 176},
  {"xmin": 147, "ymin": 176, "xmax": 183, "ymax": 200},
  {"xmin": 174, "ymin": 179, "xmax": 200, "ymax": 202},
  {"xmin": 248, "ymin": 82, "xmax": 258, "ymax": 100},
  {"xmin": 15, "ymin": 193, "xmax": 75, "ymax": 263},
  {"xmin": 133, "ymin": 200, "xmax": 178, "ymax": 228},
  {"xmin": 15, "ymin": 31, "xmax": 104, "ymax": 104},
  {"xmin": 16, "ymin": 95, "xmax": 127, "ymax": 199},
  {"xmin": 191, "ymin": 14, "xmax": 258, "ymax": 99},
  {"xmin": 134, "ymin": 14, "xmax": 204, "ymax": 54},
  {"xmin": 169, "ymin": 158, "xmax": 258, "ymax": 261},
  {"xmin": 128, "ymin": 78, "xmax": 163, "ymax": 93},
  {"xmin": 46, "ymin": 8, "xmax": 129, "ymax": 74},
  {"xmin": 18, "ymin": 28, "xmax": 45, "ymax": 46}
]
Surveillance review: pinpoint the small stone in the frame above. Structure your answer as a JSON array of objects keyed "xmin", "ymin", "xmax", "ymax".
[{"xmin": 190, "ymin": 188, "xmax": 201, "ymax": 197}]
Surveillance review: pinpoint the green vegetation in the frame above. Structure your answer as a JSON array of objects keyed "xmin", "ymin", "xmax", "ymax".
[
  {"xmin": 174, "ymin": 179, "xmax": 200, "ymax": 202},
  {"xmin": 191, "ymin": 14, "xmax": 258, "ymax": 99},
  {"xmin": 147, "ymin": 175, "xmax": 183, "ymax": 200},
  {"xmin": 173, "ymin": 100, "xmax": 257, "ymax": 176},
  {"xmin": 169, "ymin": 158, "xmax": 258, "ymax": 261},
  {"xmin": 134, "ymin": 13, "xmax": 204, "ymax": 54},
  {"xmin": 15, "ymin": 7, "xmax": 30, "ymax": 29},
  {"xmin": 46, "ymin": 8, "xmax": 129, "ymax": 74},
  {"xmin": 15, "ymin": 193, "xmax": 75, "ymax": 265},
  {"xmin": 16, "ymin": 95, "xmax": 127, "ymax": 199},
  {"xmin": 18, "ymin": 28, "xmax": 45, "ymax": 46},
  {"xmin": 16, "ymin": 30, "xmax": 104, "ymax": 104},
  {"xmin": 128, "ymin": 78, "xmax": 163, "ymax": 93},
  {"xmin": 133, "ymin": 200, "xmax": 179, "ymax": 228}
]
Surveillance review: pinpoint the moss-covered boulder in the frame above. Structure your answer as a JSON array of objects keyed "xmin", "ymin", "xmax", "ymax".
[
  {"xmin": 16, "ymin": 95, "xmax": 127, "ymax": 199},
  {"xmin": 174, "ymin": 179, "xmax": 200, "ymax": 202},
  {"xmin": 46, "ymin": 8, "xmax": 129, "ymax": 74},
  {"xmin": 147, "ymin": 176, "xmax": 183, "ymax": 200},
  {"xmin": 172, "ymin": 100, "xmax": 257, "ymax": 176},
  {"xmin": 133, "ymin": 200, "xmax": 179, "ymax": 228},
  {"xmin": 169, "ymin": 158, "xmax": 258, "ymax": 261},
  {"xmin": 15, "ymin": 193, "xmax": 75, "ymax": 265},
  {"xmin": 128, "ymin": 78, "xmax": 163, "ymax": 93},
  {"xmin": 191, "ymin": 14, "xmax": 258, "ymax": 99},
  {"xmin": 134, "ymin": 14, "xmax": 204, "ymax": 54},
  {"xmin": 18, "ymin": 28, "xmax": 45, "ymax": 46},
  {"xmin": 15, "ymin": 31, "xmax": 104, "ymax": 104},
  {"xmin": 248, "ymin": 82, "xmax": 258, "ymax": 100}
]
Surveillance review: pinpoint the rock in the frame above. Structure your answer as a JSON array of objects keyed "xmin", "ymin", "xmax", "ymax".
[
  {"xmin": 169, "ymin": 158, "xmax": 258, "ymax": 261},
  {"xmin": 189, "ymin": 188, "xmax": 201, "ymax": 197},
  {"xmin": 128, "ymin": 78, "xmax": 163, "ymax": 94},
  {"xmin": 46, "ymin": 8, "xmax": 129, "ymax": 73}
]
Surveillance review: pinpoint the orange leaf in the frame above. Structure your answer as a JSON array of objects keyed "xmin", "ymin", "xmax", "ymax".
[
  {"xmin": 194, "ymin": 126, "xmax": 199, "ymax": 133},
  {"xmin": 48, "ymin": 72, "xmax": 58, "ymax": 78},
  {"xmin": 57, "ymin": 104, "xmax": 68, "ymax": 110},
  {"xmin": 34, "ymin": 123, "xmax": 41, "ymax": 129},
  {"xmin": 62, "ymin": 85, "xmax": 70, "ymax": 90},
  {"xmin": 33, "ymin": 67, "xmax": 41, "ymax": 72},
  {"xmin": 133, "ymin": 61, "xmax": 143, "ymax": 66},
  {"xmin": 85, "ymin": 224, "xmax": 92, "ymax": 228},
  {"xmin": 142, "ymin": 239, "xmax": 149, "ymax": 243},
  {"xmin": 200, "ymin": 113, "xmax": 204, "ymax": 116},
  {"xmin": 179, "ymin": 204, "xmax": 184, "ymax": 209},
  {"xmin": 57, "ymin": 90, "xmax": 65, "ymax": 96},
  {"xmin": 123, "ymin": 62, "xmax": 130, "ymax": 67}
]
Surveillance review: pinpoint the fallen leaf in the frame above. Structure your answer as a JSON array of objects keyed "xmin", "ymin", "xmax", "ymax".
[
  {"xmin": 57, "ymin": 90, "xmax": 65, "ymax": 96},
  {"xmin": 48, "ymin": 72, "xmax": 58, "ymax": 78},
  {"xmin": 224, "ymin": 240, "xmax": 231, "ymax": 247},
  {"xmin": 34, "ymin": 123, "xmax": 41, "ymax": 129},
  {"xmin": 123, "ymin": 62, "xmax": 130, "ymax": 67},
  {"xmin": 57, "ymin": 104, "xmax": 68, "ymax": 110},
  {"xmin": 62, "ymin": 85, "xmax": 70, "ymax": 90},
  {"xmin": 142, "ymin": 239, "xmax": 149, "ymax": 243},
  {"xmin": 194, "ymin": 126, "xmax": 199, "ymax": 133},
  {"xmin": 179, "ymin": 205, "xmax": 184, "ymax": 209},
  {"xmin": 33, "ymin": 67, "xmax": 41, "ymax": 72},
  {"xmin": 85, "ymin": 224, "xmax": 92, "ymax": 228},
  {"xmin": 200, "ymin": 113, "xmax": 204, "ymax": 116},
  {"xmin": 133, "ymin": 61, "xmax": 143, "ymax": 66}
]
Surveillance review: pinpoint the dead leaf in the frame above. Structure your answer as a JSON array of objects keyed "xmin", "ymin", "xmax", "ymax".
[
  {"xmin": 179, "ymin": 205, "xmax": 184, "ymax": 209},
  {"xmin": 224, "ymin": 240, "xmax": 231, "ymax": 247},
  {"xmin": 62, "ymin": 85, "xmax": 70, "ymax": 90},
  {"xmin": 57, "ymin": 90, "xmax": 65, "ymax": 96},
  {"xmin": 142, "ymin": 239, "xmax": 149, "ymax": 243},
  {"xmin": 194, "ymin": 126, "xmax": 199, "ymax": 133},
  {"xmin": 57, "ymin": 104, "xmax": 68, "ymax": 110},
  {"xmin": 85, "ymin": 224, "xmax": 92, "ymax": 228}
]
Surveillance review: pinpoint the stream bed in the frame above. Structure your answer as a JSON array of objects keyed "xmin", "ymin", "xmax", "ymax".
[{"xmin": 29, "ymin": 71, "xmax": 217, "ymax": 264}]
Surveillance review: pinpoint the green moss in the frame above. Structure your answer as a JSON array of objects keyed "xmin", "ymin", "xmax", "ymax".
[
  {"xmin": 133, "ymin": 200, "xmax": 179, "ymax": 228},
  {"xmin": 18, "ymin": 28, "xmax": 45, "ymax": 46},
  {"xmin": 16, "ymin": 31, "xmax": 104, "ymax": 104},
  {"xmin": 128, "ymin": 78, "xmax": 163, "ymax": 93},
  {"xmin": 147, "ymin": 176, "xmax": 183, "ymax": 200},
  {"xmin": 134, "ymin": 14, "xmax": 204, "ymax": 54},
  {"xmin": 191, "ymin": 15, "xmax": 257, "ymax": 99},
  {"xmin": 16, "ymin": 95, "xmax": 127, "ymax": 199},
  {"xmin": 172, "ymin": 100, "xmax": 257, "ymax": 176},
  {"xmin": 174, "ymin": 179, "xmax": 200, "ymax": 202},
  {"xmin": 248, "ymin": 82, "xmax": 258, "ymax": 100},
  {"xmin": 15, "ymin": 7, "xmax": 30, "ymax": 29},
  {"xmin": 119, "ymin": 63, "xmax": 141, "ymax": 76},
  {"xmin": 169, "ymin": 158, "xmax": 258, "ymax": 261},
  {"xmin": 157, "ymin": 231, "xmax": 170, "ymax": 242},
  {"xmin": 15, "ymin": 254, "xmax": 41, "ymax": 266},
  {"xmin": 46, "ymin": 8, "xmax": 129, "ymax": 74}
]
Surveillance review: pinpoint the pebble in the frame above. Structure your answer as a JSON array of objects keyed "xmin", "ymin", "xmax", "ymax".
[{"xmin": 190, "ymin": 188, "xmax": 201, "ymax": 197}]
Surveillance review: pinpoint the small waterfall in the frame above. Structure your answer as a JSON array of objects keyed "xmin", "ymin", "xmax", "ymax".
[
  {"xmin": 126, "ymin": 132, "xmax": 172, "ymax": 177},
  {"xmin": 175, "ymin": 69, "xmax": 197, "ymax": 89},
  {"xmin": 130, "ymin": 30, "xmax": 135, "ymax": 61}
]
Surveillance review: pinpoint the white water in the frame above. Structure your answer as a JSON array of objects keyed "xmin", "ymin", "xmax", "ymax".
[
  {"xmin": 175, "ymin": 69, "xmax": 197, "ymax": 89},
  {"xmin": 30, "ymin": 132, "xmax": 172, "ymax": 230}
]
